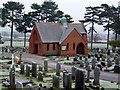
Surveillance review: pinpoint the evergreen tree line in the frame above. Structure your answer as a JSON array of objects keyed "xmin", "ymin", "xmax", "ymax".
[
  {"xmin": 0, "ymin": 1, "xmax": 74, "ymax": 47},
  {"xmin": 80, "ymin": 4, "xmax": 120, "ymax": 51}
]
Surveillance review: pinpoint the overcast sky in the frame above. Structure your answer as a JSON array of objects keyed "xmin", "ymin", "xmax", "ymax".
[{"xmin": 0, "ymin": 0, "xmax": 120, "ymax": 34}]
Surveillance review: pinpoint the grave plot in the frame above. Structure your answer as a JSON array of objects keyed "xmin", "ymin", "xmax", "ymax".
[{"xmin": 0, "ymin": 55, "xmax": 119, "ymax": 90}]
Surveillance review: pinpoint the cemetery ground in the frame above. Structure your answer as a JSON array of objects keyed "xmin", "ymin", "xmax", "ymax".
[{"xmin": 0, "ymin": 42, "xmax": 120, "ymax": 90}]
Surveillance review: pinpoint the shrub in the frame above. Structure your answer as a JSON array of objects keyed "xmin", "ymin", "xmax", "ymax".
[{"xmin": 108, "ymin": 40, "xmax": 120, "ymax": 47}]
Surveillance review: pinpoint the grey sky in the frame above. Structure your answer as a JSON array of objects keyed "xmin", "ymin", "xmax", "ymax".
[
  {"xmin": 0, "ymin": 0, "xmax": 119, "ymax": 22},
  {"xmin": 0, "ymin": 0, "xmax": 119, "ymax": 34}
]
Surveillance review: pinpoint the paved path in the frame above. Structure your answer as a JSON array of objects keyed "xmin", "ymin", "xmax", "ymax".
[{"xmin": 3, "ymin": 53, "xmax": 120, "ymax": 83}]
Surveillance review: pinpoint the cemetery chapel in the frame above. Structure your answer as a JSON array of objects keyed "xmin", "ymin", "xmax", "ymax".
[{"xmin": 29, "ymin": 17, "xmax": 88, "ymax": 56}]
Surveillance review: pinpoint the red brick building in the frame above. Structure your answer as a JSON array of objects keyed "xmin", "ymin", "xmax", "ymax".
[{"xmin": 29, "ymin": 22, "xmax": 88, "ymax": 56}]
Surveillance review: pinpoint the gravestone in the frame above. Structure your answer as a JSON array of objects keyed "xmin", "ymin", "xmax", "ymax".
[
  {"xmin": 86, "ymin": 65, "xmax": 91, "ymax": 82},
  {"xmin": 107, "ymin": 59, "xmax": 112, "ymax": 67},
  {"xmin": 66, "ymin": 55, "xmax": 69, "ymax": 60},
  {"xmin": 84, "ymin": 59, "xmax": 89, "ymax": 68},
  {"xmin": 44, "ymin": 60, "xmax": 48, "ymax": 71},
  {"xmin": 56, "ymin": 63, "xmax": 61, "ymax": 76},
  {"xmin": 79, "ymin": 60, "xmax": 84, "ymax": 67},
  {"xmin": 63, "ymin": 70, "xmax": 68, "ymax": 87},
  {"xmin": 20, "ymin": 62, "xmax": 24, "ymax": 74},
  {"xmin": 19, "ymin": 52, "xmax": 22, "ymax": 62},
  {"xmin": 9, "ymin": 65, "xmax": 16, "ymax": 89},
  {"xmin": 114, "ymin": 65, "xmax": 120, "ymax": 73},
  {"xmin": 73, "ymin": 56, "xmax": 78, "ymax": 61},
  {"xmin": 97, "ymin": 64, "xmax": 103, "ymax": 70},
  {"xmin": 92, "ymin": 58, "xmax": 97, "ymax": 69},
  {"xmin": 104, "ymin": 65, "xmax": 114, "ymax": 71},
  {"xmin": 99, "ymin": 54, "xmax": 103, "ymax": 58},
  {"xmin": 25, "ymin": 84, "xmax": 33, "ymax": 90},
  {"xmin": 39, "ymin": 65, "xmax": 43, "ymax": 71},
  {"xmin": 93, "ymin": 66, "xmax": 100, "ymax": 85},
  {"xmin": 38, "ymin": 72, "xmax": 43, "ymax": 81},
  {"xmin": 63, "ymin": 73, "xmax": 72, "ymax": 90},
  {"xmin": 88, "ymin": 54, "xmax": 91, "ymax": 58},
  {"xmin": 115, "ymin": 57, "xmax": 120, "ymax": 65},
  {"xmin": 16, "ymin": 81, "xmax": 23, "ymax": 90},
  {"xmin": 32, "ymin": 61, "xmax": 37, "ymax": 78},
  {"xmin": 26, "ymin": 65, "xmax": 30, "ymax": 77},
  {"xmin": 79, "ymin": 55, "xmax": 82, "ymax": 60},
  {"xmin": 101, "ymin": 61, "xmax": 106, "ymax": 66},
  {"xmin": 71, "ymin": 66, "xmax": 77, "ymax": 79},
  {"xmin": 53, "ymin": 75, "xmax": 59, "ymax": 88},
  {"xmin": 9, "ymin": 55, "xmax": 16, "ymax": 89},
  {"xmin": 75, "ymin": 69, "xmax": 85, "ymax": 90}
]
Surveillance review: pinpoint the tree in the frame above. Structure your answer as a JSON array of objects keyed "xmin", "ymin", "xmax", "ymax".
[
  {"xmin": 98, "ymin": 4, "xmax": 115, "ymax": 49},
  {"xmin": 80, "ymin": 6, "xmax": 101, "ymax": 51},
  {"xmin": 64, "ymin": 14, "xmax": 74, "ymax": 23},
  {"xmin": 1, "ymin": 1, "xmax": 24, "ymax": 47},
  {"xmin": 16, "ymin": 13, "xmax": 33, "ymax": 47},
  {"xmin": 41, "ymin": 0, "xmax": 58, "ymax": 22},
  {"xmin": 30, "ymin": 1, "xmax": 73, "ymax": 23}
]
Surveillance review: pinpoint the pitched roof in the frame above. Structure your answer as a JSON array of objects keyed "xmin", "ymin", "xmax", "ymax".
[{"xmin": 35, "ymin": 22, "xmax": 86, "ymax": 43}]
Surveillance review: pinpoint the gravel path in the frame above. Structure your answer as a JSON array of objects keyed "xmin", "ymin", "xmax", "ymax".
[{"xmin": 3, "ymin": 53, "xmax": 120, "ymax": 83}]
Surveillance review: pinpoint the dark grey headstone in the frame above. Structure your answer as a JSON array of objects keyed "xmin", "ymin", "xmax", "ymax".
[
  {"xmin": 39, "ymin": 65, "xmax": 43, "ymax": 71},
  {"xmin": 20, "ymin": 62, "xmax": 24, "ymax": 74},
  {"xmin": 26, "ymin": 65, "xmax": 30, "ymax": 77},
  {"xmin": 75, "ymin": 69, "xmax": 85, "ymax": 90},
  {"xmin": 9, "ymin": 65, "xmax": 15, "ymax": 89},
  {"xmin": 114, "ymin": 65, "xmax": 120, "ymax": 73},
  {"xmin": 115, "ymin": 57, "xmax": 120, "ymax": 65},
  {"xmin": 38, "ymin": 72, "xmax": 43, "ymax": 81},
  {"xmin": 73, "ymin": 56, "xmax": 78, "ymax": 61},
  {"xmin": 44, "ymin": 60, "xmax": 48, "ymax": 71},
  {"xmin": 66, "ymin": 55, "xmax": 69, "ymax": 60},
  {"xmin": 53, "ymin": 75, "xmax": 59, "ymax": 88},
  {"xmin": 71, "ymin": 66, "xmax": 77, "ymax": 79},
  {"xmin": 79, "ymin": 60, "xmax": 84, "ymax": 67},
  {"xmin": 92, "ymin": 58, "xmax": 97, "ymax": 69},
  {"xmin": 63, "ymin": 73, "xmax": 72, "ymax": 90},
  {"xmin": 86, "ymin": 65, "xmax": 91, "ymax": 82},
  {"xmin": 56, "ymin": 63, "xmax": 61, "ymax": 76},
  {"xmin": 32, "ymin": 62, "xmax": 37, "ymax": 78},
  {"xmin": 107, "ymin": 59, "xmax": 112, "ymax": 67},
  {"xmin": 93, "ymin": 67, "xmax": 100, "ymax": 85}
]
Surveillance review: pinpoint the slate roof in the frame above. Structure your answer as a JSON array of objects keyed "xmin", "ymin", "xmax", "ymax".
[{"xmin": 35, "ymin": 22, "xmax": 86, "ymax": 44}]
